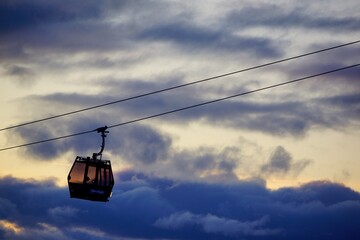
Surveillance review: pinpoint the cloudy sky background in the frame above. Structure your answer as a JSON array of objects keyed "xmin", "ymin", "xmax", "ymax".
[{"xmin": 0, "ymin": 0, "xmax": 359, "ymax": 239}]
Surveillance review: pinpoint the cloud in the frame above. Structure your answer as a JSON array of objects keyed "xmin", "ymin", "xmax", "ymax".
[
  {"xmin": 2, "ymin": 0, "xmax": 358, "ymax": 123},
  {"xmin": 47, "ymin": 206, "xmax": 79, "ymax": 223},
  {"xmin": 7, "ymin": 62, "xmax": 359, "ymax": 166},
  {"xmin": 0, "ymin": 0, "xmax": 285, "ymax": 66},
  {"xmin": 12, "ymin": 112, "xmax": 172, "ymax": 164},
  {"xmin": 0, "ymin": 0, "xmax": 135, "ymax": 62},
  {"xmin": 1, "ymin": 1, "xmax": 359, "ymax": 239},
  {"xmin": 4, "ymin": 65, "xmax": 36, "ymax": 86},
  {"xmin": 0, "ymin": 220, "xmax": 24, "ymax": 238},
  {"xmin": 320, "ymin": 93, "xmax": 360, "ymax": 122},
  {"xmin": 110, "ymin": 125, "xmax": 172, "ymax": 165},
  {"xmin": 9, "ymin": 75, "xmax": 358, "ymax": 166},
  {"xmin": 138, "ymin": 22, "xmax": 281, "ymax": 58},
  {"xmin": 154, "ymin": 212, "xmax": 280, "ymax": 236},
  {"xmin": 273, "ymin": 180, "xmax": 360, "ymax": 206},
  {"xmin": 0, "ymin": 0, "xmax": 102, "ymax": 34},
  {"xmin": 261, "ymin": 146, "xmax": 311, "ymax": 177},
  {"xmin": 0, "ymin": 174, "xmax": 360, "ymax": 240},
  {"xmin": 155, "ymin": 146, "xmax": 240, "ymax": 183},
  {"xmin": 99, "ymin": 75, "xmax": 360, "ymax": 137},
  {"xmin": 226, "ymin": 4, "xmax": 360, "ymax": 32}
]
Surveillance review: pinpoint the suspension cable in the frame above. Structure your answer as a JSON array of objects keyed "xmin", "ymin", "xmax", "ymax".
[
  {"xmin": 0, "ymin": 63, "xmax": 358, "ymax": 152},
  {"xmin": 0, "ymin": 40, "xmax": 359, "ymax": 132}
]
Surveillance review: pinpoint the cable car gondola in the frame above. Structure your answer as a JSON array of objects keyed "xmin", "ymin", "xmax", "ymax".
[{"xmin": 67, "ymin": 126, "xmax": 114, "ymax": 202}]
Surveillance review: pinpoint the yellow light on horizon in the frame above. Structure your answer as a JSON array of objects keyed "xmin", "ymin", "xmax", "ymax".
[{"xmin": 0, "ymin": 220, "xmax": 24, "ymax": 234}]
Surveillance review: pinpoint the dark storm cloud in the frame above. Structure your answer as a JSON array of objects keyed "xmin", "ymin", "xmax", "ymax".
[
  {"xmin": 156, "ymin": 96, "xmax": 339, "ymax": 137},
  {"xmin": 14, "ymin": 124, "xmax": 64, "ymax": 160},
  {"xmin": 0, "ymin": 0, "xmax": 100, "ymax": 34},
  {"xmin": 168, "ymin": 146, "xmax": 240, "ymax": 182},
  {"xmin": 322, "ymin": 93, "xmax": 360, "ymax": 109},
  {"xmin": 0, "ymin": 0, "xmax": 133, "ymax": 35},
  {"xmin": 226, "ymin": 5, "xmax": 360, "ymax": 31},
  {"xmin": 1, "ymin": 0, "xmax": 358, "ymax": 66},
  {"xmin": 0, "ymin": 0, "xmax": 284, "ymax": 62},
  {"xmin": 182, "ymin": 100, "xmax": 314, "ymax": 135},
  {"xmin": 0, "ymin": 21, "xmax": 130, "ymax": 59},
  {"xmin": 0, "ymin": 0, "xmax": 133, "ymax": 60},
  {"xmin": 139, "ymin": 22, "xmax": 281, "ymax": 58},
  {"xmin": 5, "ymin": 65, "xmax": 34, "ymax": 77},
  {"xmin": 273, "ymin": 181, "xmax": 360, "ymax": 206},
  {"xmin": 261, "ymin": 146, "xmax": 311, "ymax": 177},
  {"xmin": 319, "ymin": 93, "xmax": 360, "ymax": 121},
  {"xmin": 4, "ymin": 65, "xmax": 36, "ymax": 86},
  {"xmin": 1, "ymin": 174, "xmax": 360, "ymax": 240},
  {"xmin": 110, "ymin": 125, "xmax": 172, "ymax": 165},
  {"xmin": 282, "ymin": 56, "xmax": 360, "ymax": 85}
]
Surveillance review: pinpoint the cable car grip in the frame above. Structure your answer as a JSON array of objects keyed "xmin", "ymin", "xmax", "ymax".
[{"xmin": 93, "ymin": 126, "xmax": 109, "ymax": 160}]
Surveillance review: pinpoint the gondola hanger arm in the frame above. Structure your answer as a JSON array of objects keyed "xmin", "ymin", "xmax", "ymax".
[{"xmin": 93, "ymin": 126, "xmax": 109, "ymax": 159}]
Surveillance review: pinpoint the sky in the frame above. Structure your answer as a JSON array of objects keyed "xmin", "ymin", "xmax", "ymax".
[{"xmin": 0, "ymin": 0, "xmax": 359, "ymax": 239}]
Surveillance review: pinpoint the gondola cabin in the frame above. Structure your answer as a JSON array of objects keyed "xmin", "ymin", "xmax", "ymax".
[
  {"xmin": 67, "ymin": 126, "xmax": 114, "ymax": 202},
  {"xmin": 68, "ymin": 155, "xmax": 114, "ymax": 201}
]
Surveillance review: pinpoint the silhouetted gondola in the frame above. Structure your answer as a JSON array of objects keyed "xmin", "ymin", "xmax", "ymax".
[{"xmin": 67, "ymin": 126, "xmax": 114, "ymax": 202}]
